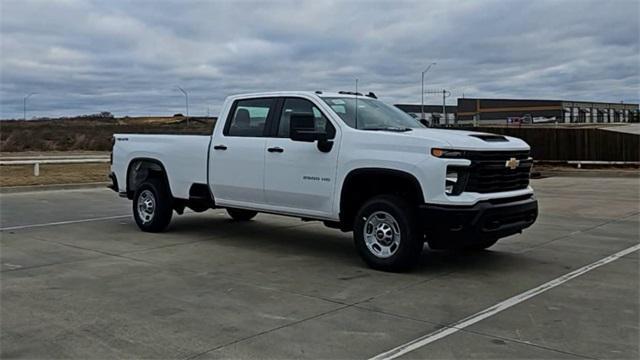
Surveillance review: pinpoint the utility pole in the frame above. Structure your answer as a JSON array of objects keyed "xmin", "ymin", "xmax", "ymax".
[
  {"xmin": 355, "ymin": 78, "xmax": 359, "ymax": 129},
  {"xmin": 177, "ymin": 86, "xmax": 189, "ymax": 126},
  {"xmin": 421, "ymin": 62, "xmax": 436, "ymax": 121},
  {"xmin": 474, "ymin": 99, "xmax": 480, "ymax": 127},
  {"xmin": 442, "ymin": 89, "xmax": 451, "ymax": 126},
  {"xmin": 424, "ymin": 89, "xmax": 450, "ymax": 126},
  {"xmin": 23, "ymin": 93, "xmax": 36, "ymax": 120}
]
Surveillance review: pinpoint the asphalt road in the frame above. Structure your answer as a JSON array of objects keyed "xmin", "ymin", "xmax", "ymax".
[{"xmin": 1, "ymin": 177, "xmax": 638, "ymax": 359}]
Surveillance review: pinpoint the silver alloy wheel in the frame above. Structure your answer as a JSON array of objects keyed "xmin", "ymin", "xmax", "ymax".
[
  {"xmin": 363, "ymin": 211, "xmax": 401, "ymax": 258},
  {"xmin": 137, "ymin": 189, "xmax": 156, "ymax": 224}
]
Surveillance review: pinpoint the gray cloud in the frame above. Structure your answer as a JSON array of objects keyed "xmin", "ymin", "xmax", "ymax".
[{"xmin": 1, "ymin": 0, "xmax": 638, "ymax": 119}]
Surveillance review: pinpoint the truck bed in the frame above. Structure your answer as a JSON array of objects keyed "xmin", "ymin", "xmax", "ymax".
[{"xmin": 111, "ymin": 134, "xmax": 211, "ymax": 199}]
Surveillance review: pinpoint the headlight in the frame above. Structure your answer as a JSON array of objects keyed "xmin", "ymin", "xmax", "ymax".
[
  {"xmin": 431, "ymin": 148, "xmax": 464, "ymax": 158},
  {"xmin": 445, "ymin": 166, "xmax": 468, "ymax": 195}
]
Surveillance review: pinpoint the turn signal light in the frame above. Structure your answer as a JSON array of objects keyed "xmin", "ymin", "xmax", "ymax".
[{"xmin": 431, "ymin": 148, "xmax": 464, "ymax": 158}]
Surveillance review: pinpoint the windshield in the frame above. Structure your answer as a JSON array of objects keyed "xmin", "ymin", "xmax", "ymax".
[{"xmin": 321, "ymin": 97, "xmax": 424, "ymax": 131}]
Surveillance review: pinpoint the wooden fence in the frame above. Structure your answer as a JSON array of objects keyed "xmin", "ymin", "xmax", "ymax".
[{"xmin": 468, "ymin": 127, "xmax": 639, "ymax": 161}]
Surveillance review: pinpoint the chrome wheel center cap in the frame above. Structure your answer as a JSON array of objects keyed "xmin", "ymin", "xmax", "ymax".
[{"xmin": 375, "ymin": 224, "xmax": 393, "ymax": 244}]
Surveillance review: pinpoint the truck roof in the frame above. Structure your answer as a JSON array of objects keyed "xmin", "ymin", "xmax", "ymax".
[{"xmin": 227, "ymin": 91, "xmax": 376, "ymax": 99}]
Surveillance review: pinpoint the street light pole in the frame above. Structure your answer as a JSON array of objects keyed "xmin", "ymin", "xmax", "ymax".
[
  {"xmin": 23, "ymin": 92, "xmax": 36, "ymax": 120},
  {"xmin": 421, "ymin": 62, "xmax": 436, "ymax": 121},
  {"xmin": 442, "ymin": 90, "xmax": 447, "ymax": 126},
  {"xmin": 442, "ymin": 89, "xmax": 451, "ymax": 126},
  {"xmin": 177, "ymin": 86, "xmax": 189, "ymax": 126}
]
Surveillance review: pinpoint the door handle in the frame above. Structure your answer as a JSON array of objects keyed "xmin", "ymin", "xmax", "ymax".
[
  {"xmin": 213, "ymin": 145, "xmax": 227, "ymax": 150},
  {"xmin": 267, "ymin": 147, "xmax": 284, "ymax": 153}
]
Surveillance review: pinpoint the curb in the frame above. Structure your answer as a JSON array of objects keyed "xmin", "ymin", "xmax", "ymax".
[
  {"xmin": 535, "ymin": 169, "xmax": 640, "ymax": 178},
  {"xmin": 0, "ymin": 182, "xmax": 110, "ymax": 194}
]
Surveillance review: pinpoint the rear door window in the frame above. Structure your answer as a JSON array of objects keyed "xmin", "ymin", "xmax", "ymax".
[{"xmin": 225, "ymin": 98, "xmax": 275, "ymax": 137}]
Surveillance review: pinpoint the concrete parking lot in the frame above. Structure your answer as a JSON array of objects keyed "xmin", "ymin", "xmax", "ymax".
[{"xmin": 1, "ymin": 176, "xmax": 638, "ymax": 359}]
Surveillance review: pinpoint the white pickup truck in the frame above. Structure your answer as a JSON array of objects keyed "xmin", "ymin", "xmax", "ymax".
[{"xmin": 109, "ymin": 91, "xmax": 537, "ymax": 271}]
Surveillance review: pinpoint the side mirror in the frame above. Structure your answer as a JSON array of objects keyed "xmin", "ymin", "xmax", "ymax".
[
  {"xmin": 419, "ymin": 118, "xmax": 429, "ymax": 127},
  {"xmin": 290, "ymin": 113, "xmax": 327, "ymax": 142}
]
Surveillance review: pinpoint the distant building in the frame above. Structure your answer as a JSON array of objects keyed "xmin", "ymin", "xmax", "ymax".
[
  {"xmin": 456, "ymin": 98, "xmax": 639, "ymax": 124},
  {"xmin": 394, "ymin": 104, "xmax": 457, "ymax": 125}
]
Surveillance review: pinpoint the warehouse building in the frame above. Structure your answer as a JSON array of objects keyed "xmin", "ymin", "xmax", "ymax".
[
  {"xmin": 394, "ymin": 104, "xmax": 457, "ymax": 125},
  {"xmin": 456, "ymin": 98, "xmax": 639, "ymax": 124}
]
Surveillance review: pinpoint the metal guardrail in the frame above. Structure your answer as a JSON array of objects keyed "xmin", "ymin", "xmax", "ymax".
[
  {"xmin": 0, "ymin": 155, "xmax": 109, "ymax": 160},
  {"xmin": 567, "ymin": 160, "xmax": 640, "ymax": 168},
  {"xmin": 0, "ymin": 157, "xmax": 110, "ymax": 176},
  {"xmin": 535, "ymin": 160, "xmax": 640, "ymax": 167}
]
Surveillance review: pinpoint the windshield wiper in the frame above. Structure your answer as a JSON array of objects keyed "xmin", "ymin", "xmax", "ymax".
[{"xmin": 361, "ymin": 127, "xmax": 413, "ymax": 132}]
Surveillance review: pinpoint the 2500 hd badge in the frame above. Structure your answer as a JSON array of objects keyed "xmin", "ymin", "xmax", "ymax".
[{"xmin": 303, "ymin": 175, "xmax": 331, "ymax": 182}]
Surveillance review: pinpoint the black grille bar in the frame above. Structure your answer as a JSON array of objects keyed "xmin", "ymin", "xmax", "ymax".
[{"xmin": 463, "ymin": 150, "xmax": 532, "ymax": 193}]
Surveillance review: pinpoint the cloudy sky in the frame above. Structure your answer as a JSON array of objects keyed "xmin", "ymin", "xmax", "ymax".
[{"xmin": 1, "ymin": 0, "xmax": 638, "ymax": 119}]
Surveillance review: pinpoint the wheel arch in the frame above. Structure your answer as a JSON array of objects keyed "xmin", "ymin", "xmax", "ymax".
[
  {"xmin": 126, "ymin": 157, "xmax": 172, "ymax": 199},
  {"xmin": 339, "ymin": 168, "xmax": 425, "ymax": 229}
]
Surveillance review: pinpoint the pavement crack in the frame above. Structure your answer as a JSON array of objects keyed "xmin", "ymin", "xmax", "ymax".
[
  {"xmin": 184, "ymin": 270, "xmax": 457, "ymax": 359},
  {"xmin": 182, "ymin": 304, "xmax": 352, "ymax": 360},
  {"xmin": 351, "ymin": 304, "xmax": 599, "ymax": 360},
  {"xmin": 1, "ymin": 255, "xmax": 105, "ymax": 273},
  {"xmin": 120, "ymin": 221, "xmax": 316, "ymax": 256},
  {"xmin": 518, "ymin": 211, "xmax": 640, "ymax": 254},
  {"xmin": 458, "ymin": 327, "xmax": 599, "ymax": 360}
]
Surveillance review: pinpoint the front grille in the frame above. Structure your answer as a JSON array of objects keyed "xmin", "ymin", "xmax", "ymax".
[{"xmin": 464, "ymin": 150, "xmax": 532, "ymax": 193}]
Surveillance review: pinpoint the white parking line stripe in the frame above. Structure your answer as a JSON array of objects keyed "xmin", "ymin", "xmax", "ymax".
[
  {"xmin": 370, "ymin": 243, "xmax": 640, "ymax": 360},
  {"xmin": 0, "ymin": 215, "xmax": 130, "ymax": 231}
]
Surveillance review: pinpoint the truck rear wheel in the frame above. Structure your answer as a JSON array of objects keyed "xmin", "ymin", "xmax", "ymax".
[
  {"xmin": 353, "ymin": 195, "xmax": 423, "ymax": 271},
  {"xmin": 226, "ymin": 208, "xmax": 258, "ymax": 221},
  {"xmin": 133, "ymin": 178, "xmax": 173, "ymax": 232}
]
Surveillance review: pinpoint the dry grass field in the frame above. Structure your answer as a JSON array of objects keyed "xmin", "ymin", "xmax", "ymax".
[
  {"xmin": 0, "ymin": 163, "xmax": 110, "ymax": 187},
  {"xmin": 0, "ymin": 116, "xmax": 215, "ymax": 152}
]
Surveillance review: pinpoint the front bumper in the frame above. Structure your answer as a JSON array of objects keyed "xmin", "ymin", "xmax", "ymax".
[{"xmin": 419, "ymin": 195, "xmax": 538, "ymax": 246}]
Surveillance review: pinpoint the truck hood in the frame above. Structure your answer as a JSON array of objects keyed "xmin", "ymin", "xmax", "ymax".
[{"xmin": 404, "ymin": 128, "xmax": 530, "ymax": 151}]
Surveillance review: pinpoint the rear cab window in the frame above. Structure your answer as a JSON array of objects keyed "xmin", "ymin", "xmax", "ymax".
[{"xmin": 224, "ymin": 98, "xmax": 275, "ymax": 137}]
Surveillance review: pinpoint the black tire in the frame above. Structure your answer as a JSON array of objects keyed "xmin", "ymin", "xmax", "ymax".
[
  {"xmin": 132, "ymin": 177, "xmax": 173, "ymax": 232},
  {"xmin": 465, "ymin": 237, "xmax": 499, "ymax": 251},
  {"xmin": 353, "ymin": 195, "xmax": 423, "ymax": 271},
  {"xmin": 226, "ymin": 208, "xmax": 258, "ymax": 221}
]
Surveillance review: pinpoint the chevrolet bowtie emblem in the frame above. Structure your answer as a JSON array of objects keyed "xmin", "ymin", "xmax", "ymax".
[{"xmin": 505, "ymin": 157, "xmax": 520, "ymax": 170}]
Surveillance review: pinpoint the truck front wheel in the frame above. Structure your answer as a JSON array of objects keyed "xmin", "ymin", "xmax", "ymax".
[
  {"xmin": 133, "ymin": 178, "xmax": 173, "ymax": 232},
  {"xmin": 353, "ymin": 195, "xmax": 423, "ymax": 271}
]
